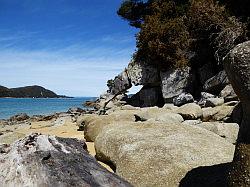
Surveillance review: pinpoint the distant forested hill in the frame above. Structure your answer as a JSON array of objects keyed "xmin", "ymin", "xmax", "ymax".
[{"xmin": 0, "ymin": 85, "xmax": 68, "ymax": 98}]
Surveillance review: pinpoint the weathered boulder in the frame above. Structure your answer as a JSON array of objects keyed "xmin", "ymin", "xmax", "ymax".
[
  {"xmin": 202, "ymin": 107, "xmax": 219, "ymax": 122},
  {"xmin": 84, "ymin": 110, "xmax": 140, "ymax": 142},
  {"xmin": 138, "ymin": 110, "xmax": 184, "ymax": 124},
  {"xmin": 203, "ymin": 70, "xmax": 229, "ymax": 94},
  {"xmin": 175, "ymin": 103, "xmax": 203, "ymax": 120},
  {"xmin": 0, "ymin": 133, "xmax": 131, "ymax": 187},
  {"xmin": 127, "ymin": 61, "xmax": 159, "ymax": 86},
  {"xmin": 202, "ymin": 105, "xmax": 234, "ymax": 122},
  {"xmin": 173, "ymin": 93, "xmax": 194, "ymax": 106},
  {"xmin": 194, "ymin": 122, "xmax": 239, "ymax": 144},
  {"xmin": 223, "ymin": 41, "xmax": 250, "ymax": 186},
  {"xmin": 220, "ymin": 84, "xmax": 238, "ymax": 102},
  {"xmin": 204, "ymin": 97, "xmax": 224, "ymax": 107},
  {"xmin": 95, "ymin": 121, "xmax": 235, "ymax": 187},
  {"xmin": 198, "ymin": 92, "xmax": 216, "ymax": 106},
  {"xmin": 160, "ymin": 67, "xmax": 193, "ymax": 102},
  {"xmin": 9, "ymin": 113, "xmax": 30, "ymax": 122}
]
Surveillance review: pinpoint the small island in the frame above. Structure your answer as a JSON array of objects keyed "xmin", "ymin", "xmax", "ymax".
[{"xmin": 0, "ymin": 85, "xmax": 69, "ymax": 98}]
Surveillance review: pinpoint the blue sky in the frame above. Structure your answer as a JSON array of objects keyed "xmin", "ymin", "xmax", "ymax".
[{"xmin": 0, "ymin": 0, "xmax": 140, "ymax": 96}]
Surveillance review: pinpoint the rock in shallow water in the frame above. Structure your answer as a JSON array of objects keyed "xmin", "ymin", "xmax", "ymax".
[{"xmin": 0, "ymin": 133, "xmax": 132, "ymax": 187}]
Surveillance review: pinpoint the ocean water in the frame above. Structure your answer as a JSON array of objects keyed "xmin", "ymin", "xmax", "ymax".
[{"xmin": 0, "ymin": 97, "xmax": 96, "ymax": 119}]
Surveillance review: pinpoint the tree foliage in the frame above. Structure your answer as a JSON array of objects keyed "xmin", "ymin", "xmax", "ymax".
[{"xmin": 118, "ymin": 0, "xmax": 249, "ymax": 69}]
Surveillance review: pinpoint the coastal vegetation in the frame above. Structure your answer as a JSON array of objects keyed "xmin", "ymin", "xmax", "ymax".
[{"xmin": 118, "ymin": 0, "xmax": 249, "ymax": 69}]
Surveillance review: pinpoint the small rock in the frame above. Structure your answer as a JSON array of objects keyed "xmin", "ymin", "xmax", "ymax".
[
  {"xmin": 173, "ymin": 93, "xmax": 194, "ymax": 106},
  {"xmin": 202, "ymin": 105, "xmax": 234, "ymax": 122},
  {"xmin": 198, "ymin": 92, "xmax": 216, "ymax": 106},
  {"xmin": 176, "ymin": 103, "xmax": 203, "ymax": 120},
  {"xmin": 205, "ymin": 98, "xmax": 224, "ymax": 107},
  {"xmin": 67, "ymin": 107, "xmax": 85, "ymax": 114},
  {"xmin": 182, "ymin": 120, "xmax": 202, "ymax": 126},
  {"xmin": 202, "ymin": 107, "xmax": 219, "ymax": 122},
  {"xmin": 163, "ymin": 103, "xmax": 178, "ymax": 110}
]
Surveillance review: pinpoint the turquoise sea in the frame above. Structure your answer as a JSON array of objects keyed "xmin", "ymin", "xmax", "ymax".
[{"xmin": 0, "ymin": 97, "xmax": 96, "ymax": 119}]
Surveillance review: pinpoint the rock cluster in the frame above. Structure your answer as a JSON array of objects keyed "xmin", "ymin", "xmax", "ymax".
[
  {"xmin": 79, "ymin": 102, "xmax": 239, "ymax": 186},
  {"xmin": 90, "ymin": 51, "xmax": 239, "ymax": 113}
]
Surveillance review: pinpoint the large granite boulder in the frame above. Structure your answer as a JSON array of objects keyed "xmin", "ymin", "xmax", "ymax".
[
  {"xmin": 203, "ymin": 70, "xmax": 229, "ymax": 94},
  {"xmin": 127, "ymin": 61, "xmax": 159, "ymax": 86},
  {"xmin": 95, "ymin": 121, "xmax": 235, "ymax": 187},
  {"xmin": 223, "ymin": 41, "xmax": 250, "ymax": 186},
  {"xmin": 0, "ymin": 133, "xmax": 131, "ymax": 187},
  {"xmin": 84, "ymin": 110, "xmax": 141, "ymax": 142},
  {"xmin": 160, "ymin": 67, "xmax": 193, "ymax": 102}
]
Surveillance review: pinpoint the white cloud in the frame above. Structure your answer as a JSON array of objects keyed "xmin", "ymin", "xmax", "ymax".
[{"xmin": 0, "ymin": 42, "xmax": 134, "ymax": 96}]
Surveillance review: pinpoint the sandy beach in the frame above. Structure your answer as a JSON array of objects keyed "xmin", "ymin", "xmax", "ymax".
[{"xmin": 0, "ymin": 114, "xmax": 112, "ymax": 172}]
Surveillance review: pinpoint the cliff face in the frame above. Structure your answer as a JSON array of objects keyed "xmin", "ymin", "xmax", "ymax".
[{"xmin": 0, "ymin": 85, "xmax": 63, "ymax": 98}]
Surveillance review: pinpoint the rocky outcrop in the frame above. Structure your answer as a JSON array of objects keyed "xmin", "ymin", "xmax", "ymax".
[
  {"xmin": 160, "ymin": 67, "xmax": 193, "ymax": 102},
  {"xmin": 95, "ymin": 121, "xmax": 235, "ymax": 187},
  {"xmin": 0, "ymin": 133, "xmax": 131, "ymax": 187},
  {"xmin": 127, "ymin": 61, "xmax": 160, "ymax": 86},
  {"xmin": 109, "ymin": 69, "xmax": 132, "ymax": 95},
  {"xmin": 223, "ymin": 41, "xmax": 250, "ymax": 186}
]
